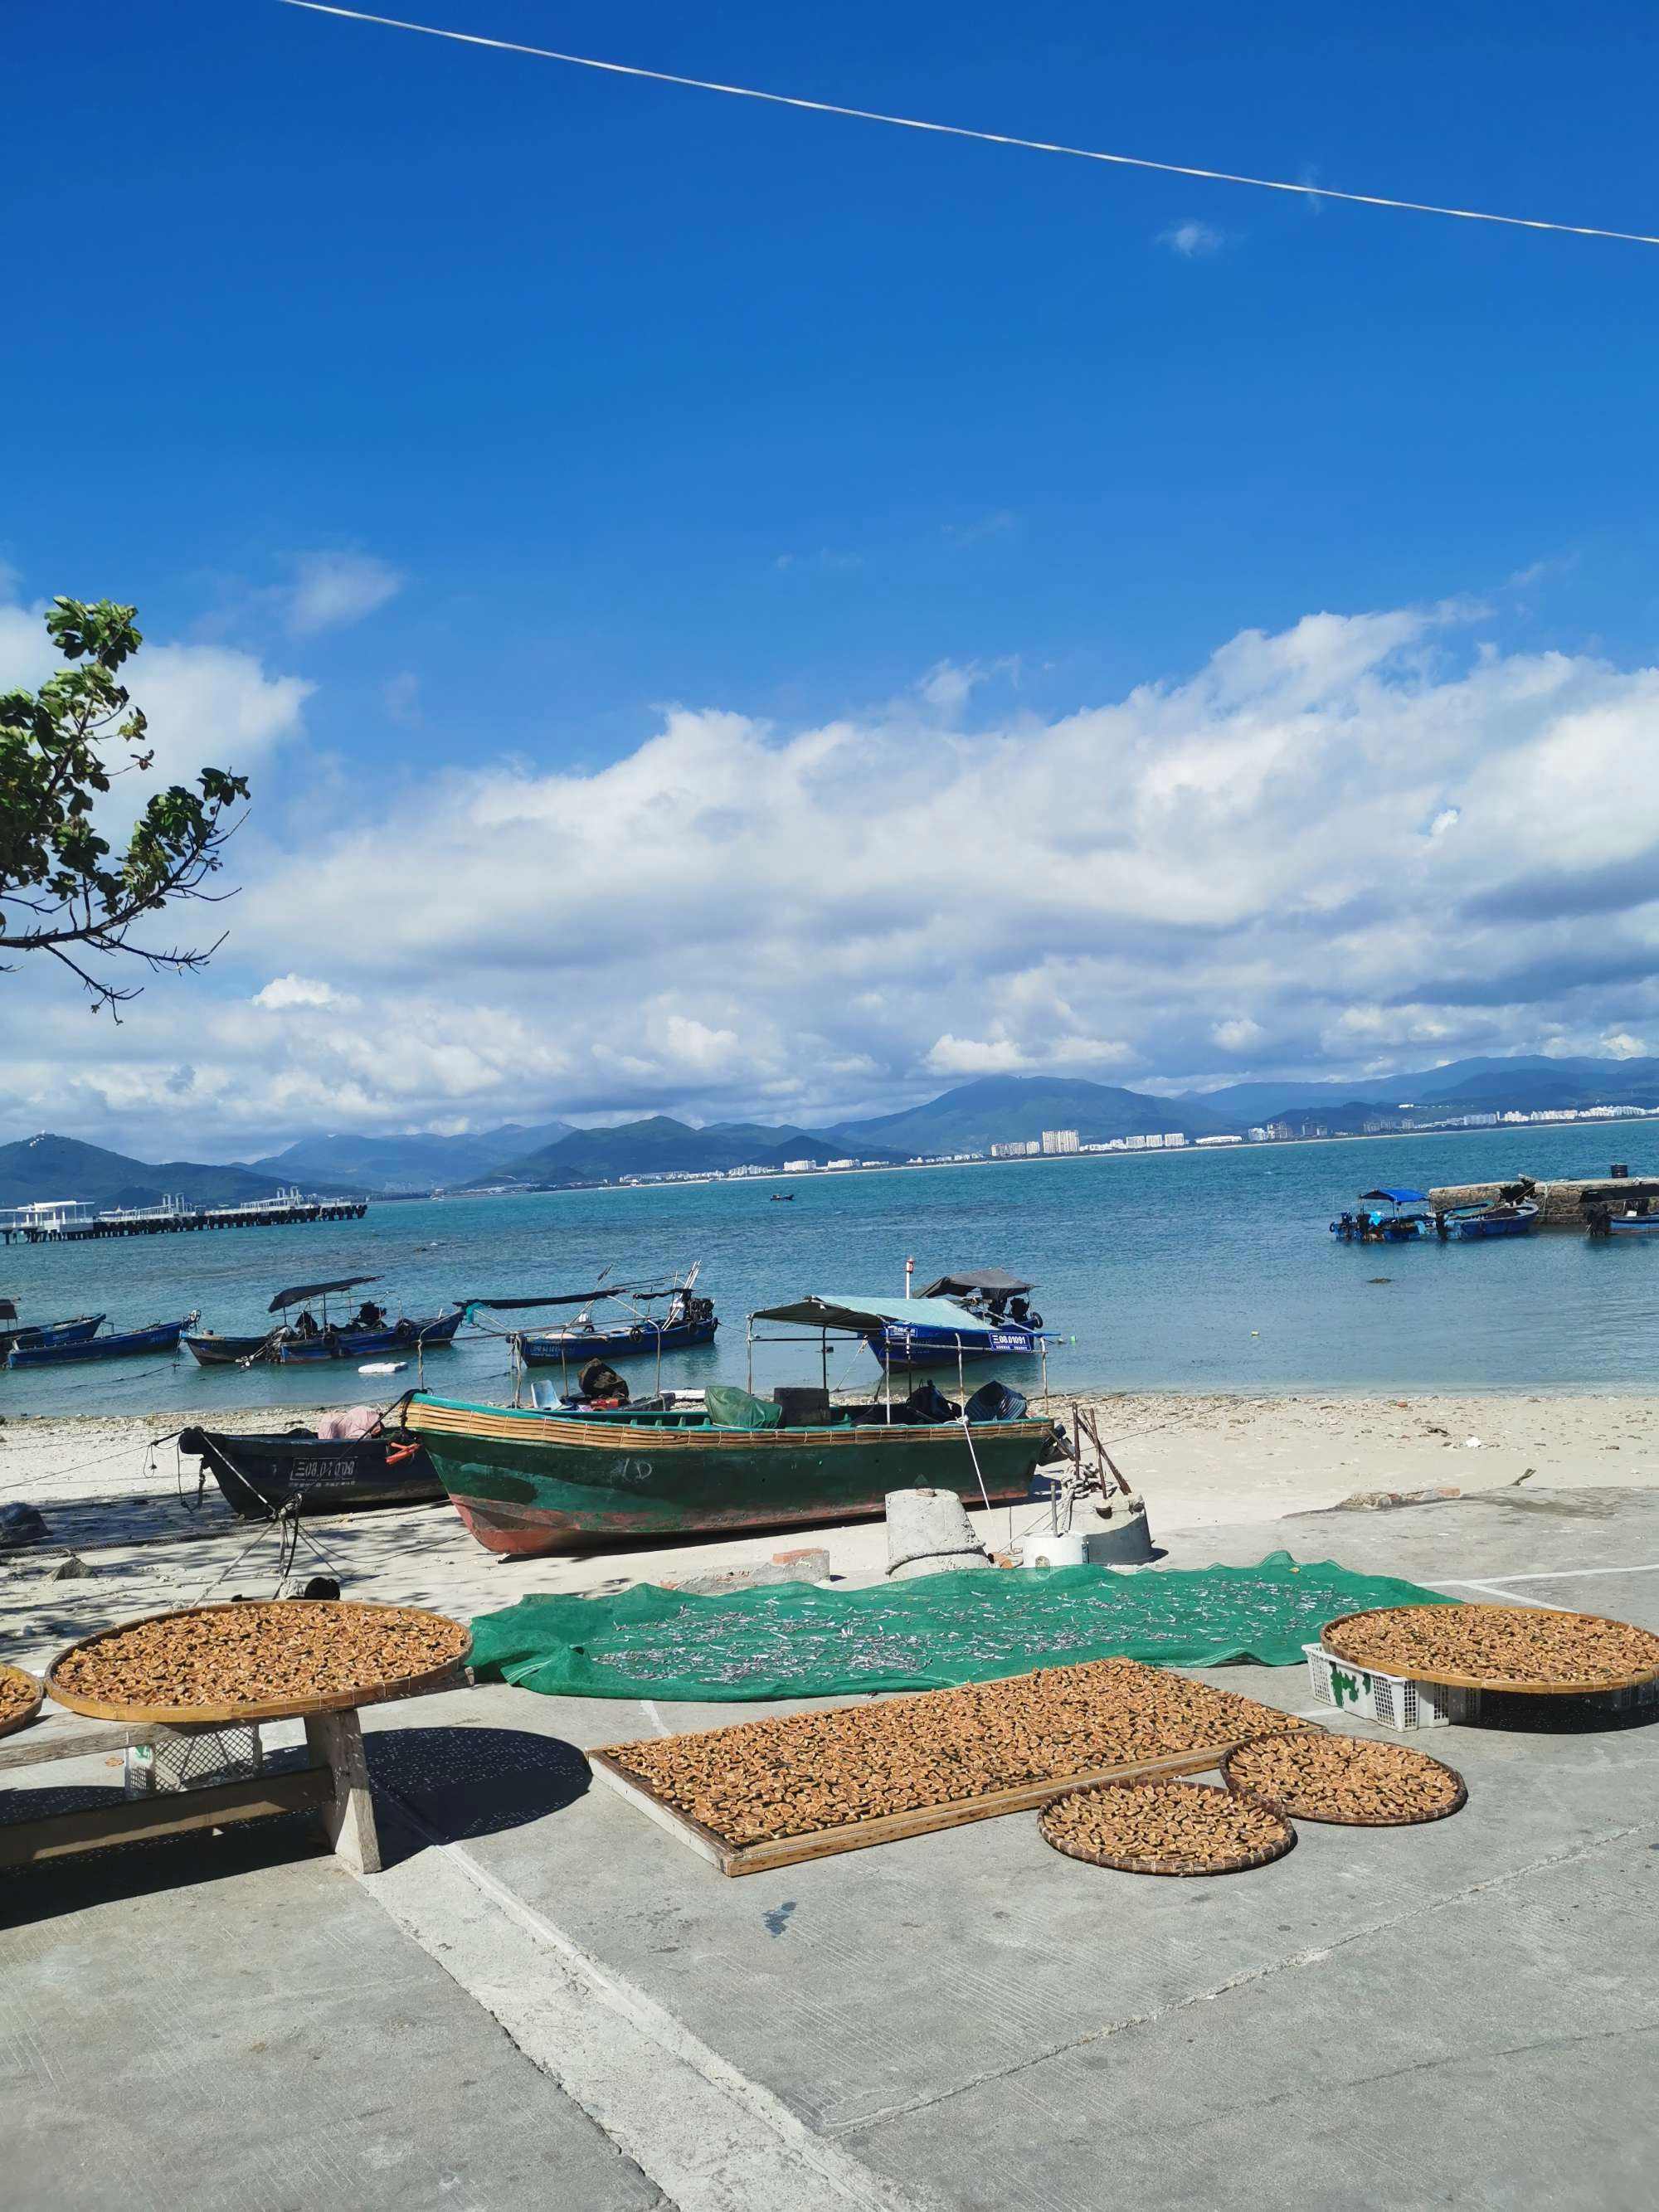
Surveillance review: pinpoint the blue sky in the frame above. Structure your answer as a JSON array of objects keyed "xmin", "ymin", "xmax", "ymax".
[{"xmin": 4, "ymin": 3, "xmax": 1659, "ymax": 1155}]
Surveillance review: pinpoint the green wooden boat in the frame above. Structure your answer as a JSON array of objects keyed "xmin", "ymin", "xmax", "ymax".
[{"xmin": 403, "ymin": 1392, "xmax": 1064, "ymax": 1556}]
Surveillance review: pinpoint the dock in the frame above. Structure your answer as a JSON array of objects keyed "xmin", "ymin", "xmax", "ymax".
[{"xmin": 0, "ymin": 1193, "xmax": 367, "ymax": 1243}]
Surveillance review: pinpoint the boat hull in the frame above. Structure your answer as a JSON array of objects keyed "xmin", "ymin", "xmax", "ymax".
[
  {"xmin": 517, "ymin": 1316, "xmax": 718, "ymax": 1366},
  {"xmin": 0, "ymin": 1314, "xmax": 105, "ymax": 1357},
  {"xmin": 1606, "ymin": 1215, "xmax": 1659, "ymax": 1236},
  {"xmin": 864, "ymin": 1320, "xmax": 1048, "ymax": 1369},
  {"xmin": 274, "ymin": 1308, "xmax": 465, "ymax": 1362},
  {"xmin": 1452, "ymin": 1208, "xmax": 1540, "ymax": 1241},
  {"xmin": 179, "ymin": 1427, "xmax": 444, "ymax": 1516},
  {"xmin": 405, "ymin": 1393, "xmax": 1063, "ymax": 1556},
  {"xmin": 7, "ymin": 1318, "xmax": 191, "ymax": 1368},
  {"xmin": 184, "ymin": 1332, "xmax": 270, "ymax": 1367}
]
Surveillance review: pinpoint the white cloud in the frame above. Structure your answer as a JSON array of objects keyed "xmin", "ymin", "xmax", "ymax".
[
  {"xmin": 283, "ymin": 552, "xmax": 403, "ymax": 635},
  {"xmin": 1211, "ymin": 1017, "xmax": 1265, "ymax": 1053},
  {"xmin": 1159, "ymin": 220, "xmax": 1228, "ymax": 258},
  {"xmin": 17, "ymin": 591, "xmax": 1659, "ymax": 1153},
  {"xmin": 1603, "ymin": 1031, "xmax": 1646, "ymax": 1060},
  {"xmin": 253, "ymin": 975, "xmax": 343, "ymax": 1010}
]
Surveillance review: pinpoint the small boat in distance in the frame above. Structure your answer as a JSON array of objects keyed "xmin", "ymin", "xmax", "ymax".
[
  {"xmin": 7, "ymin": 1312, "xmax": 199, "ymax": 1369},
  {"xmin": 179, "ymin": 1423, "xmax": 443, "ymax": 1517},
  {"xmin": 185, "ymin": 1276, "xmax": 465, "ymax": 1366},
  {"xmin": 770, "ymin": 1192, "xmax": 795, "ymax": 1202}
]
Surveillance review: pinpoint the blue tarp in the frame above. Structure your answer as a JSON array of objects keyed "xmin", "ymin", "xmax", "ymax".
[{"xmin": 1360, "ymin": 1188, "xmax": 1427, "ymax": 1206}]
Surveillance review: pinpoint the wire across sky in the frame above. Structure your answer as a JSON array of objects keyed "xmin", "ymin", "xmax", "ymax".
[{"xmin": 273, "ymin": 1, "xmax": 1659, "ymax": 249}]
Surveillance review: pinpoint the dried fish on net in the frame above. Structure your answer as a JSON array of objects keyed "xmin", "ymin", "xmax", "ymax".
[{"xmin": 470, "ymin": 1551, "xmax": 1452, "ymax": 1701}]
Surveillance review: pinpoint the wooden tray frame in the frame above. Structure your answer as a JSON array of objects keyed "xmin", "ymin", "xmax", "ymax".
[
  {"xmin": 1322, "ymin": 1604, "xmax": 1659, "ymax": 1698},
  {"xmin": 1219, "ymin": 1737, "xmax": 1467, "ymax": 1827},
  {"xmin": 0, "ymin": 1667, "xmax": 43, "ymax": 1742},
  {"xmin": 1039, "ymin": 1777, "xmax": 1297, "ymax": 1876},
  {"xmin": 589, "ymin": 1732, "xmax": 1289, "ymax": 1876},
  {"xmin": 46, "ymin": 1600, "xmax": 471, "ymax": 1724}
]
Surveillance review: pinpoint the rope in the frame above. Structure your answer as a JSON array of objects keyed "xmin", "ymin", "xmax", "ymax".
[{"xmin": 275, "ymin": 2, "xmax": 1659, "ymax": 249}]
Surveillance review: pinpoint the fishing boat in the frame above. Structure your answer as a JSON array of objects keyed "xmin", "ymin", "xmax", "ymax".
[
  {"xmin": 856, "ymin": 1271, "xmax": 1059, "ymax": 1370},
  {"xmin": 183, "ymin": 1276, "xmax": 465, "ymax": 1366},
  {"xmin": 7, "ymin": 1311, "xmax": 199, "ymax": 1369},
  {"xmin": 178, "ymin": 1424, "xmax": 443, "ymax": 1517},
  {"xmin": 1330, "ymin": 1189, "xmax": 1433, "ymax": 1243},
  {"xmin": 402, "ymin": 1291, "xmax": 1065, "ymax": 1555},
  {"xmin": 475, "ymin": 1268, "xmax": 717, "ymax": 1373},
  {"xmin": 1449, "ymin": 1198, "xmax": 1540, "ymax": 1241},
  {"xmin": 0, "ymin": 1301, "xmax": 105, "ymax": 1359}
]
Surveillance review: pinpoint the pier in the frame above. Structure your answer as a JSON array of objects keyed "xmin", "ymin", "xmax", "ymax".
[
  {"xmin": 0, "ymin": 1193, "xmax": 367, "ymax": 1243},
  {"xmin": 1427, "ymin": 1171, "xmax": 1659, "ymax": 1225}
]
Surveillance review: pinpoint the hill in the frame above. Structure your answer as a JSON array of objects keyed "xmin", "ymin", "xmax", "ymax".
[
  {"xmin": 1185, "ymin": 1055, "xmax": 1659, "ymax": 1124},
  {"xmin": 831, "ymin": 1076, "xmax": 1238, "ymax": 1154},
  {"xmin": 250, "ymin": 1119, "xmax": 574, "ymax": 1194},
  {"xmin": 494, "ymin": 1116, "xmax": 889, "ymax": 1184},
  {"xmin": 0, "ymin": 1135, "xmax": 295, "ymax": 1213}
]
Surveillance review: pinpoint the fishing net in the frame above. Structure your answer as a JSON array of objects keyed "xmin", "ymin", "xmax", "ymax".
[{"xmin": 468, "ymin": 1550, "xmax": 1455, "ymax": 1703}]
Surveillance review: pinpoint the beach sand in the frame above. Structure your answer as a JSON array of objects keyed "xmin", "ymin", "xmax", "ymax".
[{"xmin": 3, "ymin": 1389, "xmax": 1658, "ymax": 1673}]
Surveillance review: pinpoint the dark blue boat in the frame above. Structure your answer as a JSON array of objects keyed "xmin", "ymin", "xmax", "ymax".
[
  {"xmin": 185, "ymin": 1276, "xmax": 465, "ymax": 1365},
  {"xmin": 7, "ymin": 1312, "xmax": 198, "ymax": 1369},
  {"xmin": 469, "ymin": 1269, "xmax": 718, "ymax": 1371},
  {"xmin": 1450, "ymin": 1198, "xmax": 1540, "ymax": 1241},
  {"xmin": 866, "ymin": 1270, "xmax": 1058, "ymax": 1370},
  {"xmin": 0, "ymin": 1309, "xmax": 105, "ymax": 1358}
]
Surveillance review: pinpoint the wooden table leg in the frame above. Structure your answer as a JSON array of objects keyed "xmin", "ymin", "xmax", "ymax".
[{"xmin": 303, "ymin": 1709, "xmax": 381, "ymax": 1874}]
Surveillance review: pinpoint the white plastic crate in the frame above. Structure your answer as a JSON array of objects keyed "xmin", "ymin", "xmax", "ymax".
[
  {"xmin": 1303, "ymin": 1643, "xmax": 1467, "ymax": 1731},
  {"xmin": 124, "ymin": 1723, "xmax": 264, "ymax": 1799}
]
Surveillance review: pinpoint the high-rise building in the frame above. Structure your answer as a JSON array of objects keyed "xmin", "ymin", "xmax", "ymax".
[{"xmin": 1040, "ymin": 1129, "xmax": 1080, "ymax": 1155}]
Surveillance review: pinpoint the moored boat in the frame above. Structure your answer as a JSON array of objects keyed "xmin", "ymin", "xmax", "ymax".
[
  {"xmin": 7, "ymin": 1312, "xmax": 198, "ymax": 1368},
  {"xmin": 0, "ymin": 1305, "xmax": 105, "ymax": 1359},
  {"xmin": 178, "ymin": 1424, "xmax": 443, "ymax": 1517},
  {"xmin": 494, "ymin": 1269, "xmax": 718, "ymax": 1370},
  {"xmin": 1449, "ymin": 1198, "xmax": 1540, "ymax": 1241},
  {"xmin": 404, "ymin": 1387, "xmax": 1063, "ymax": 1555},
  {"xmin": 1330, "ymin": 1188, "xmax": 1433, "ymax": 1243},
  {"xmin": 868, "ymin": 1270, "xmax": 1058, "ymax": 1368},
  {"xmin": 183, "ymin": 1275, "xmax": 465, "ymax": 1366}
]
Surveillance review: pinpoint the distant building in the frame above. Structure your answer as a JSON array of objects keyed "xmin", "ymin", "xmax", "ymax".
[
  {"xmin": 1194, "ymin": 1134, "xmax": 1243, "ymax": 1146},
  {"xmin": 1040, "ymin": 1130, "xmax": 1080, "ymax": 1155},
  {"xmin": 1247, "ymin": 1126, "xmax": 1269, "ymax": 1143},
  {"xmin": 1162, "ymin": 1132, "xmax": 1186, "ymax": 1149},
  {"xmin": 991, "ymin": 1140, "xmax": 1041, "ymax": 1159},
  {"xmin": 1123, "ymin": 1135, "xmax": 1147, "ymax": 1151},
  {"xmin": 823, "ymin": 1158, "xmax": 858, "ymax": 1169},
  {"xmin": 781, "ymin": 1159, "xmax": 818, "ymax": 1173}
]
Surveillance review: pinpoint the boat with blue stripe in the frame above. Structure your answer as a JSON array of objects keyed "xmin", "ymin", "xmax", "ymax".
[
  {"xmin": 838, "ymin": 1270, "xmax": 1059, "ymax": 1372},
  {"xmin": 469, "ymin": 1268, "xmax": 718, "ymax": 1373},
  {"xmin": 0, "ymin": 1301, "xmax": 105, "ymax": 1359},
  {"xmin": 1331, "ymin": 1188, "xmax": 1433, "ymax": 1242}
]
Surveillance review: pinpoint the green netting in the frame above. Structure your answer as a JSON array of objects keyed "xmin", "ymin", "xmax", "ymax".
[
  {"xmin": 467, "ymin": 1551, "xmax": 1455, "ymax": 1702},
  {"xmin": 702, "ymin": 1383, "xmax": 781, "ymax": 1430}
]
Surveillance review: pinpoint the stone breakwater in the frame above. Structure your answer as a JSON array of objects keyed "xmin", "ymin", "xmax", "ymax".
[{"xmin": 1427, "ymin": 1174, "xmax": 1658, "ymax": 1225}]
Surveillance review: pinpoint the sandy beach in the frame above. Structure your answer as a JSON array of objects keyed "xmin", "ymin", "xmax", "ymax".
[{"xmin": 5, "ymin": 1388, "xmax": 1658, "ymax": 1673}]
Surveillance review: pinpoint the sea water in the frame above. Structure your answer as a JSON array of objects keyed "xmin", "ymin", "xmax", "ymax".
[{"xmin": 2, "ymin": 1120, "xmax": 1654, "ymax": 1422}]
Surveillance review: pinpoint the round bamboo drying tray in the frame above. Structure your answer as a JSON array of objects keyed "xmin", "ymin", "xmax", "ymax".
[
  {"xmin": 1322, "ymin": 1603, "xmax": 1659, "ymax": 1696},
  {"xmin": 1220, "ymin": 1732, "xmax": 1467, "ymax": 1827},
  {"xmin": 46, "ymin": 1600, "xmax": 470, "ymax": 1724},
  {"xmin": 1039, "ymin": 1777, "xmax": 1296, "ymax": 1876},
  {"xmin": 0, "ymin": 1665, "xmax": 43, "ymax": 1740}
]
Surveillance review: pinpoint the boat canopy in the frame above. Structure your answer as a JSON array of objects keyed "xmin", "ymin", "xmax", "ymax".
[
  {"xmin": 465, "ymin": 1278, "xmax": 679, "ymax": 1313},
  {"xmin": 1359, "ymin": 1188, "xmax": 1427, "ymax": 1207},
  {"xmin": 268, "ymin": 1275, "xmax": 379, "ymax": 1313},
  {"xmin": 751, "ymin": 1293, "xmax": 1001, "ymax": 1337},
  {"xmin": 916, "ymin": 1268, "xmax": 1034, "ymax": 1300}
]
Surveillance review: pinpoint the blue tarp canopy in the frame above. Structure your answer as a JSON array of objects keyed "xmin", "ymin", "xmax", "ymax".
[
  {"xmin": 750, "ymin": 1293, "xmax": 1000, "ymax": 1337},
  {"xmin": 1360, "ymin": 1188, "xmax": 1427, "ymax": 1206}
]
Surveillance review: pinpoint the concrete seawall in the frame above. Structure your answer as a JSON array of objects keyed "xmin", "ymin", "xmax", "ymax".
[{"xmin": 1428, "ymin": 1175, "xmax": 1659, "ymax": 1225}]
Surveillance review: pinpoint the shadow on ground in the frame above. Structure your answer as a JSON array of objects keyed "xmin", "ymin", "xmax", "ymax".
[{"xmin": 366, "ymin": 1723, "xmax": 591, "ymax": 1858}]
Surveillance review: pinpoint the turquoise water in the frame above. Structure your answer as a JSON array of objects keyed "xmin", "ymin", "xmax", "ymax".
[{"xmin": 2, "ymin": 1121, "xmax": 1656, "ymax": 1423}]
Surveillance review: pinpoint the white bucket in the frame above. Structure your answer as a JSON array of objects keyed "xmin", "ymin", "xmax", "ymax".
[{"xmin": 1022, "ymin": 1529, "xmax": 1088, "ymax": 1570}]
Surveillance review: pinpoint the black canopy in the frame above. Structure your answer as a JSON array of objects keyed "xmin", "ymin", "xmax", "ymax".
[
  {"xmin": 917, "ymin": 1268, "xmax": 1034, "ymax": 1300},
  {"xmin": 465, "ymin": 1280, "xmax": 673, "ymax": 1313},
  {"xmin": 268, "ymin": 1276, "xmax": 379, "ymax": 1313}
]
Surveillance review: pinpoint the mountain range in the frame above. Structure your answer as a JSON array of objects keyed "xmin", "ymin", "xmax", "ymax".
[{"xmin": 6, "ymin": 1056, "xmax": 1659, "ymax": 1211}]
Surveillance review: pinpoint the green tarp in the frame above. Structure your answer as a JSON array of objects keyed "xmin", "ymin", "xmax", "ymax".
[{"xmin": 468, "ymin": 1551, "xmax": 1454, "ymax": 1703}]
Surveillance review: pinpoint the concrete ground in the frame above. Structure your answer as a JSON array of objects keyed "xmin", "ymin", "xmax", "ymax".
[{"xmin": 5, "ymin": 1488, "xmax": 1659, "ymax": 2210}]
